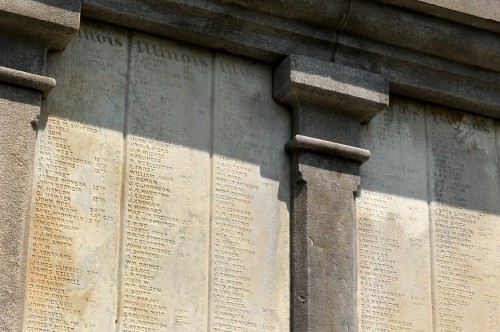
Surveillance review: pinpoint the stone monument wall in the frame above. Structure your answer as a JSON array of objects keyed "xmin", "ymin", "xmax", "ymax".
[
  {"xmin": 358, "ymin": 98, "xmax": 500, "ymax": 331},
  {"xmin": 22, "ymin": 21, "xmax": 290, "ymax": 332},
  {"xmin": 0, "ymin": 1, "xmax": 498, "ymax": 332}
]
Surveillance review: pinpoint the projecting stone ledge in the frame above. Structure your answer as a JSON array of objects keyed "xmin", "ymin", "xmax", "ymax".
[
  {"xmin": 285, "ymin": 135, "xmax": 370, "ymax": 164},
  {"xmin": 274, "ymin": 54, "xmax": 389, "ymax": 125}
]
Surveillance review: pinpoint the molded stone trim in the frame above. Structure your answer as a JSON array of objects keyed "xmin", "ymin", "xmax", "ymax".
[
  {"xmin": 0, "ymin": 66, "xmax": 56, "ymax": 96},
  {"xmin": 286, "ymin": 135, "xmax": 370, "ymax": 164}
]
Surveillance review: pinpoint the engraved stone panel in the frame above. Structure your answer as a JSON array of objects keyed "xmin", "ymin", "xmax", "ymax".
[
  {"xmin": 427, "ymin": 107, "xmax": 500, "ymax": 332},
  {"xmin": 23, "ymin": 23, "xmax": 128, "ymax": 331},
  {"xmin": 23, "ymin": 21, "xmax": 290, "ymax": 332},
  {"xmin": 119, "ymin": 33, "xmax": 212, "ymax": 331},
  {"xmin": 357, "ymin": 99, "xmax": 432, "ymax": 332},
  {"xmin": 358, "ymin": 98, "xmax": 500, "ymax": 332},
  {"xmin": 210, "ymin": 54, "xmax": 290, "ymax": 331}
]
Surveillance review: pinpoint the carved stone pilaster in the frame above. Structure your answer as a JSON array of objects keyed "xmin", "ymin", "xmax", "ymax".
[
  {"xmin": 0, "ymin": 2, "xmax": 80, "ymax": 331},
  {"xmin": 274, "ymin": 55, "xmax": 389, "ymax": 331}
]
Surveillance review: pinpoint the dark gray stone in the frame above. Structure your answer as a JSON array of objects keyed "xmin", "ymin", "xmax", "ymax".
[
  {"xmin": 335, "ymin": 34, "xmax": 500, "ymax": 119},
  {"xmin": 0, "ymin": 66, "xmax": 56, "ymax": 96},
  {"xmin": 218, "ymin": 0, "xmax": 350, "ymax": 29},
  {"xmin": 0, "ymin": 83, "xmax": 40, "ymax": 332},
  {"xmin": 274, "ymin": 55, "xmax": 389, "ymax": 331},
  {"xmin": 344, "ymin": 0, "xmax": 500, "ymax": 73},
  {"xmin": 0, "ymin": 0, "xmax": 80, "ymax": 50},
  {"xmin": 81, "ymin": 0, "xmax": 336, "ymax": 63},
  {"xmin": 274, "ymin": 55, "xmax": 389, "ymax": 125},
  {"xmin": 291, "ymin": 153, "xmax": 360, "ymax": 332}
]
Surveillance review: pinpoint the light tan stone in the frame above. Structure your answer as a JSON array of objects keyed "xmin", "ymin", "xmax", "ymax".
[
  {"xmin": 210, "ymin": 53, "xmax": 290, "ymax": 331},
  {"xmin": 119, "ymin": 33, "xmax": 212, "ymax": 331},
  {"xmin": 358, "ymin": 98, "xmax": 500, "ymax": 331},
  {"xmin": 22, "ymin": 21, "xmax": 290, "ymax": 331},
  {"xmin": 427, "ymin": 106, "xmax": 500, "ymax": 331},
  {"xmin": 357, "ymin": 99, "xmax": 432, "ymax": 331},
  {"xmin": 22, "ymin": 22, "xmax": 128, "ymax": 331}
]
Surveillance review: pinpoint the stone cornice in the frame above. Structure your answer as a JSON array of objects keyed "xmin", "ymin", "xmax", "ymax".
[
  {"xmin": 81, "ymin": 0, "xmax": 336, "ymax": 62},
  {"xmin": 375, "ymin": 0, "xmax": 500, "ymax": 34},
  {"xmin": 79, "ymin": 0, "xmax": 500, "ymax": 119},
  {"xmin": 343, "ymin": 0, "xmax": 500, "ymax": 73}
]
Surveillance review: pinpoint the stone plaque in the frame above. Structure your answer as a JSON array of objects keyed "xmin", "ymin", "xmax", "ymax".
[
  {"xmin": 119, "ymin": 33, "xmax": 212, "ymax": 331},
  {"xmin": 23, "ymin": 23, "xmax": 127, "ymax": 332},
  {"xmin": 357, "ymin": 99, "xmax": 432, "ymax": 332},
  {"xmin": 23, "ymin": 21, "xmax": 290, "ymax": 332},
  {"xmin": 210, "ymin": 54, "xmax": 290, "ymax": 331},
  {"xmin": 358, "ymin": 98, "xmax": 500, "ymax": 331},
  {"xmin": 427, "ymin": 107, "xmax": 500, "ymax": 332}
]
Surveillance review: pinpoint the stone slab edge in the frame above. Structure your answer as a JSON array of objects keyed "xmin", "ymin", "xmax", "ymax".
[
  {"xmin": 376, "ymin": 0, "xmax": 500, "ymax": 34},
  {"xmin": 344, "ymin": 0, "xmax": 500, "ymax": 73}
]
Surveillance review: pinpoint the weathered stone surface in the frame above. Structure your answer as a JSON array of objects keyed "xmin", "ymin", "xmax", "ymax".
[
  {"xmin": 357, "ymin": 98, "xmax": 500, "ymax": 331},
  {"xmin": 345, "ymin": 0, "xmax": 500, "ymax": 73},
  {"xmin": 0, "ymin": 0, "xmax": 80, "ymax": 50},
  {"xmin": 78, "ymin": 0, "xmax": 500, "ymax": 120},
  {"xmin": 273, "ymin": 54, "xmax": 389, "ymax": 332},
  {"xmin": 274, "ymin": 55, "xmax": 389, "ymax": 124},
  {"xmin": 81, "ymin": 0, "xmax": 335, "ymax": 63},
  {"xmin": 335, "ymin": 33, "xmax": 500, "ymax": 120},
  {"xmin": 0, "ymin": 66, "xmax": 55, "ymax": 96},
  {"xmin": 121, "ymin": 32, "xmax": 212, "ymax": 331},
  {"xmin": 286, "ymin": 135, "xmax": 370, "ymax": 163},
  {"xmin": 376, "ymin": 0, "xmax": 500, "ymax": 33},
  {"xmin": 210, "ymin": 53, "xmax": 290, "ymax": 331},
  {"xmin": 23, "ymin": 22, "xmax": 127, "ymax": 331},
  {"xmin": 357, "ymin": 99, "xmax": 432, "ymax": 331},
  {"xmin": 410, "ymin": 0, "xmax": 500, "ymax": 22},
  {"xmin": 23, "ymin": 21, "xmax": 290, "ymax": 331},
  {"xmin": 0, "ymin": 84, "xmax": 40, "ymax": 332},
  {"xmin": 291, "ymin": 153, "xmax": 360, "ymax": 332},
  {"xmin": 427, "ymin": 106, "xmax": 500, "ymax": 331},
  {"xmin": 218, "ymin": 0, "xmax": 350, "ymax": 29}
]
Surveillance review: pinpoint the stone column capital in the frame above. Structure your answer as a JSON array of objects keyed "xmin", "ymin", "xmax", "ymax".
[
  {"xmin": 274, "ymin": 54, "xmax": 389, "ymax": 125},
  {"xmin": 273, "ymin": 55, "xmax": 389, "ymax": 331},
  {"xmin": 0, "ymin": 1, "xmax": 80, "ymax": 94},
  {"xmin": 0, "ymin": 0, "xmax": 80, "ymax": 51}
]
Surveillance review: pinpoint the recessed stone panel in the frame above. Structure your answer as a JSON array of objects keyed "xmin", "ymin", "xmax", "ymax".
[
  {"xmin": 23, "ymin": 21, "xmax": 290, "ymax": 332},
  {"xmin": 23, "ymin": 23, "xmax": 128, "ymax": 331},
  {"xmin": 357, "ymin": 99, "xmax": 432, "ymax": 332},
  {"xmin": 210, "ymin": 54, "xmax": 290, "ymax": 331},
  {"xmin": 427, "ymin": 107, "xmax": 500, "ymax": 332},
  {"xmin": 119, "ymin": 33, "xmax": 212, "ymax": 331}
]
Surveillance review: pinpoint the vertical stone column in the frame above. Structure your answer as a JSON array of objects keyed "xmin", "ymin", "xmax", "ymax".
[
  {"xmin": 273, "ymin": 55, "xmax": 389, "ymax": 331},
  {"xmin": 0, "ymin": 2, "xmax": 79, "ymax": 331}
]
